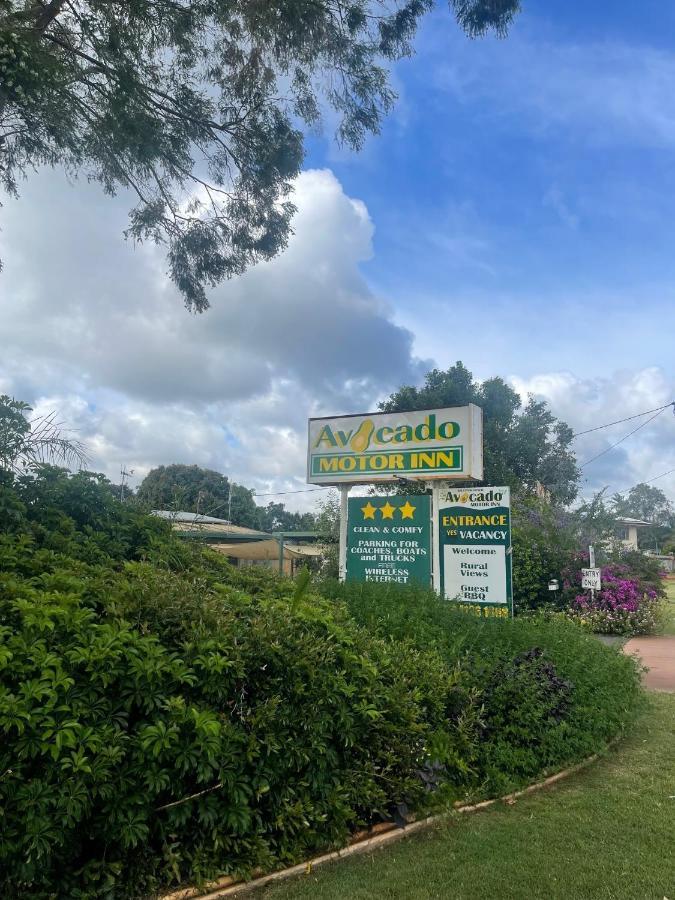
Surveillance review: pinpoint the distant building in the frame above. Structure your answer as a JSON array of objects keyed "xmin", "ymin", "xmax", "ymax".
[
  {"xmin": 152, "ymin": 510, "xmax": 323, "ymax": 575},
  {"xmin": 614, "ymin": 516, "xmax": 652, "ymax": 551}
]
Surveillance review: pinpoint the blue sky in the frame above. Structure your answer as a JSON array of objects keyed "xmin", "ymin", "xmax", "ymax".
[
  {"xmin": 1, "ymin": 0, "xmax": 674, "ymax": 507},
  {"xmin": 304, "ymin": 1, "xmax": 675, "ymax": 380}
]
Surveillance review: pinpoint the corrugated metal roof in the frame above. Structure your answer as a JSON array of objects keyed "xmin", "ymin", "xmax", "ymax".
[
  {"xmin": 152, "ymin": 510, "xmax": 232, "ymax": 525},
  {"xmin": 615, "ymin": 516, "xmax": 653, "ymax": 527},
  {"xmin": 152, "ymin": 510, "xmax": 272, "ymax": 540}
]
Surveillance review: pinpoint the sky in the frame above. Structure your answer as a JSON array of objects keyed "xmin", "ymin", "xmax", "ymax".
[{"xmin": 1, "ymin": 0, "xmax": 674, "ymax": 512}]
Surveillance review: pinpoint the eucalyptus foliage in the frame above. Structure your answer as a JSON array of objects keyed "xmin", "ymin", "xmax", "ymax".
[{"xmin": 0, "ymin": 0, "xmax": 520, "ymax": 309}]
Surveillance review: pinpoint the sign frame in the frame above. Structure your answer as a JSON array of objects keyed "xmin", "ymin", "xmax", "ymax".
[
  {"xmin": 344, "ymin": 495, "xmax": 432, "ymax": 585},
  {"xmin": 307, "ymin": 405, "xmax": 484, "ymax": 486},
  {"xmin": 581, "ymin": 568, "xmax": 601, "ymax": 591},
  {"xmin": 434, "ymin": 484, "xmax": 513, "ymax": 616}
]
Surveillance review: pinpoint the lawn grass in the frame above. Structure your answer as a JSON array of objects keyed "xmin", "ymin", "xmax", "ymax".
[
  {"xmin": 661, "ymin": 577, "xmax": 675, "ymax": 636},
  {"xmin": 255, "ymin": 694, "xmax": 675, "ymax": 900}
]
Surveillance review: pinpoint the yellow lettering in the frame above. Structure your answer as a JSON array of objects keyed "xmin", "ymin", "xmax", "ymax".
[
  {"xmin": 318, "ymin": 458, "xmax": 339, "ymax": 472},
  {"xmin": 338, "ymin": 456, "xmax": 357, "ymax": 471}
]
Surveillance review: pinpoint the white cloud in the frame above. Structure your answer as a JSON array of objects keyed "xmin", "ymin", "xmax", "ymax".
[
  {"xmin": 509, "ymin": 368, "xmax": 675, "ymax": 502},
  {"xmin": 0, "ymin": 168, "xmax": 428, "ymax": 510}
]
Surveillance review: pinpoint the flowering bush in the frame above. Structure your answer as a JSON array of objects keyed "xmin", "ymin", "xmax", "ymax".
[
  {"xmin": 567, "ymin": 565, "xmax": 662, "ymax": 635},
  {"xmin": 511, "ymin": 498, "xmax": 578, "ymax": 613}
]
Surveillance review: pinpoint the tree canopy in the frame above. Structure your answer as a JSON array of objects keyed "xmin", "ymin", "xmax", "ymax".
[
  {"xmin": 0, "ymin": 0, "xmax": 520, "ymax": 310},
  {"xmin": 611, "ymin": 483, "xmax": 674, "ymax": 550},
  {"xmin": 135, "ymin": 463, "xmax": 261, "ymax": 526},
  {"xmin": 135, "ymin": 463, "xmax": 315, "ymax": 531},
  {"xmin": 255, "ymin": 500, "xmax": 315, "ymax": 533},
  {"xmin": 379, "ymin": 362, "xmax": 580, "ymax": 503},
  {"xmin": 611, "ymin": 483, "xmax": 674, "ymax": 528}
]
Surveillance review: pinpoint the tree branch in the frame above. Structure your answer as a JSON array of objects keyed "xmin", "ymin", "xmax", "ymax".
[{"xmin": 33, "ymin": 0, "xmax": 69, "ymax": 35}]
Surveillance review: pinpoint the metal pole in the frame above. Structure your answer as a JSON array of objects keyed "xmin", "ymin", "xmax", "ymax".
[
  {"xmin": 431, "ymin": 482, "xmax": 442, "ymax": 595},
  {"xmin": 338, "ymin": 485, "xmax": 350, "ymax": 582},
  {"xmin": 278, "ymin": 534, "xmax": 285, "ymax": 576}
]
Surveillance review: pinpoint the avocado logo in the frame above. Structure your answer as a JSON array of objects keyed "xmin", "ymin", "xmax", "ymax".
[
  {"xmin": 313, "ymin": 413, "xmax": 460, "ymax": 451},
  {"xmin": 444, "ymin": 489, "xmax": 504, "ymax": 504},
  {"xmin": 350, "ymin": 419, "xmax": 374, "ymax": 452}
]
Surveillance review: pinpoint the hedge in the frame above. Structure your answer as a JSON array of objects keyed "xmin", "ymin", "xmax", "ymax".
[{"xmin": 0, "ymin": 469, "xmax": 644, "ymax": 898}]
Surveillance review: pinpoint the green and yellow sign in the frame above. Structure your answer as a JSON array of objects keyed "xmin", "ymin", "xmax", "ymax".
[
  {"xmin": 307, "ymin": 406, "xmax": 483, "ymax": 484},
  {"xmin": 346, "ymin": 495, "xmax": 431, "ymax": 585},
  {"xmin": 438, "ymin": 486, "xmax": 512, "ymax": 617}
]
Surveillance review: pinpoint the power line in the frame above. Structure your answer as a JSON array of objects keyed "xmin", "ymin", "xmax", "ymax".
[
  {"xmin": 197, "ymin": 485, "xmax": 330, "ymax": 521},
  {"xmin": 614, "ymin": 466, "xmax": 675, "ymax": 496},
  {"xmin": 572, "ymin": 401, "xmax": 674, "ymax": 438},
  {"xmin": 644, "ymin": 466, "xmax": 675, "ymax": 485},
  {"xmin": 579, "ymin": 406, "xmax": 668, "ymax": 469},
  {"xmin": 255, "ymin": 487, "xmax": 331, "ymax": 497}
]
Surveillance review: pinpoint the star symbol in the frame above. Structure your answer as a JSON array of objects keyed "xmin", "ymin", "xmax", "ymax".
[
  {"xmin": 361, "ymin": 502, "xmax": 377, "ymax": 520},
  {"xmin": 380, "ymin": 502, "xmax": 395, "ymax": 519},
  {"xmin": 400, "ymin": 501, "xmax": 416, "ymax": 519}
]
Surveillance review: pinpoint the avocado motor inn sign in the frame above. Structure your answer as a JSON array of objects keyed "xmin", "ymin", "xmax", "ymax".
[
  {"xmin": 307, "ymin": 405, "xmax": 483, "ymax": 485},
  {"xmin": 437, "ymin": 486, "xmax": 513, "ymax": 616}
]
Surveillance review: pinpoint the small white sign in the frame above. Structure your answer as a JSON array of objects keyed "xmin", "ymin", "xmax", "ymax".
[
  {"xmin": 443, "ymin": 544, "xmax": 506, "ymax": 604},
  {"xmin": 582, "ymin": 568, "xmax": 601, "ymax": 590}
]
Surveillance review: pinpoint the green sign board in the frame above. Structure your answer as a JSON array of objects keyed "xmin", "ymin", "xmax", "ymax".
[
  {"xmin": 438, "ymin": 486, "xmax": 512, "ymax": 617},
  {"xmin": 346, "ymin": 495, "xmax": 431, "ymax": 585},
  {"xmin": 307, "ymin": 406, "xmax": 484, "ymax": 484}
]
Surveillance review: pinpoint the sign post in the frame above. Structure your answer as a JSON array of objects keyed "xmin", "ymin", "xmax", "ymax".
[
  {"xmin": 437, "ymin": 486, "xmax": 513, "ymax": 617},
  {"xmin": 338, "ymin": 485, "xmax": 350, "ymax": 582},
  {"xmin": 344, "ymin": 495, "xmax": 431, "ymax": 585}
]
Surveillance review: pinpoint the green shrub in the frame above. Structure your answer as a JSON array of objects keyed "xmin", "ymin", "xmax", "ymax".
[
  {"xmin": 0, "ymin": 470, "xmax": 645, "ymax": 897},
  {"xmin": 324, "ymin": 581, "xmax": 643, "ymax": 792},
  {"xmin": 511, "ymin": 498, "xmax": 577, "ymax": 612},
  {"xmin": 0, "ymin": 538, "xmax": 471, "ymax": 898}
]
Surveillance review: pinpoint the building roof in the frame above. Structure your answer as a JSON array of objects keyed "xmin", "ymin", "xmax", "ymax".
[
  {"xmin": 616, "ymin": 516, "xmax": 653, "ymax": 528},
  {"xmin": 153, "ymin": 510, "xmax": 233, "ymax": 526},
  {"xmin": 151, "ymin": 511, "xmax": 321, "ymax": 545},
  {"xmin": 152, "ymin": 510, "xmax": 271, "ymax": 540}
]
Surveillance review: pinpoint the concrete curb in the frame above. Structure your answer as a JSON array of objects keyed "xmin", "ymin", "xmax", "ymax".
[{"xmin": 159, "ymin": 747, "xmax": 609, "ymax": 900}]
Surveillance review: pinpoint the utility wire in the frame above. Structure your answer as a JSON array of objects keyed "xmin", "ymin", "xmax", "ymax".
[
  {"xmin": 579, "ymin": 406, "xmax": 668, "ymax": 469},
  {"xmin": 196, "ymin": 485, "xmax": 330, "ymax": 522},
  {"xmin": 614, "ymin": 466, "xmax": 675, "ymax": 495},
  {"xmin": 186, "ymin": 402, "xmax": 675, "ymax": 517},
  {"xmin": 255, "ymin": 487, "xmax": 331, "ymax": 497},
  {"xmin": 572, "ymin": 401, "xmax": 674, "ymax": 438},
  {"xmin": 644, "ymin": 466, "xmax": 675, "ymax": 485}
]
